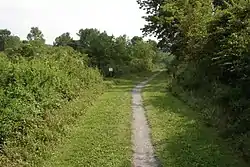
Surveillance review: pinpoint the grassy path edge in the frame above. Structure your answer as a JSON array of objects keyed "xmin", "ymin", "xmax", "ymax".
[
  {"xmin": 40, "ymin": 72, "xmax": 156, "ymax": 167},
  {"xmin": 142, "ymin": 72, "xmax": 247, "ymax": 167},
  {"xmin": 132, "ymin": 72, "xmax": 161, "ymax": 167}
]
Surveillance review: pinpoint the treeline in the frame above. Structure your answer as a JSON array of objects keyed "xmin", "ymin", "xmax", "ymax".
[
  {"xmin": 1, "ymin": 27, "xmax": 166, "ymax": 76},
  {"xmin": 138, "ymin": 0, "xmax": 250, "ymax": 162},
  {"xmin": 0, "ymin": 27, "xmax": 163, "ymax": 166},
  {"xmin": 54, "ymin": 28, "xmax": 167, "ymax": 75}
]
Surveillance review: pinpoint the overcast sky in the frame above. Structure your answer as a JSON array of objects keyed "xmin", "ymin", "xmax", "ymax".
[{"xmin": 0, "ymin": 0, "xmax": 149, "ymax": 44}]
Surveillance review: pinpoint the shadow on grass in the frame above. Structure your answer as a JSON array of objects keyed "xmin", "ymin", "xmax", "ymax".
[{"xmin": 143, "ymin": 75, "xmax": 247, "ymax": 167}]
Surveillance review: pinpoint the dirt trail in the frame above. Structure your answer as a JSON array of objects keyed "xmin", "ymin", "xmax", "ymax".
[{"xmin": 132, "ymin": 72, "xmax": 160, "ymax": 167}]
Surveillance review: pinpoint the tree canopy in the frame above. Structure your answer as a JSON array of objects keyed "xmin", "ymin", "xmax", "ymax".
[
  {"xmin": 138, "ymin": 0, "xmax": 250, "ymax": 162},
  {"xmin": 54, "ymin": 32, "xmax": 73, "ymax": 47},
  {"xmin": 0, "ymin": 29, "xmax": 21, "ymax": 51},
  {"xmin": 27, "ymin": 27, "xmax": 45, "ymax": 43}
]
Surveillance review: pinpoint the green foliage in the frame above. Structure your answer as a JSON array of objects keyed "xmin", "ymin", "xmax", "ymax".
[
  {"xmin": 0, "ymin": 46, "xmax": 104, "ymax": 166},
  {"xmin": 139, "ymin": 0, "xmax": 250, "ymax": 163},
  {"xmin": 53, "ymin": 32, "xmax": 73, "ymax": 47},
  {"xmin": 27, "ymin": 27, "xmax": 45, "ymax": 44},
  {"xmin": 131, "ymin": 36, "xmax": 143, "ymax": 45},
  {"xmin": 62, "ymin": 28, "xmax": 163, "ymax": 76},
  {"xmin": 5, "ymin": 41, "xmax": 46, "ymax": 59},
  {"xmin": 0, "ymin": 29, "xmax": 21, "ymax": 51},
  {"xmin": 0, "ymin": 29, "xmax": 11, "ymax": 38},
  {"xmin": 5, "ymin": 35, "xmax": 21, "ymax": 49},
  {"xmin": 130, "ymin": 40, "xmax": 155, "ymax": 72},
  {"xmin": 0, "ymin": 39, "xmax": 3, "ymax": 51},
  {"xmin": 143, "ymin": 73, "xmax": 247, "ymax": 167}
]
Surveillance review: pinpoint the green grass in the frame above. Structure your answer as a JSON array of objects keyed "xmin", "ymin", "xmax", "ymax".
[
  {"xmin": 143, "ymin": 72, "xmax": 248, "ymax": 167},
  {"xmin": 40, "ymin": 73, "xmax": 154, "ymax": 167}
]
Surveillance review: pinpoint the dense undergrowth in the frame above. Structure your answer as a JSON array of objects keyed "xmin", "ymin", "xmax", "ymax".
[
  {"xmin": 138, "ymin": 0, "xmax": 250, "ymax": 162},
  {"xmin": 143, "ymin": 72, "xmax": 248, "ymax": 167},
  {"xmin": 168, "ymin": 70, "xmax": 250, "ymax": 162},
  {"xmin": 0, "ymin": 46, "xmax": 105, "ymax": 166}
]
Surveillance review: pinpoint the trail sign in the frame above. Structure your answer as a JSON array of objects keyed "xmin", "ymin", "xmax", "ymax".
[
  {"xmin": 108, "ymin": 67, "xmax": 114, "ymax": 77},
  {"xmin": 109, "ymin": 68, "xmax": 113, "ymax": 72}
]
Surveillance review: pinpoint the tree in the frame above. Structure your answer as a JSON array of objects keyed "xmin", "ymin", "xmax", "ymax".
[
  {"xmin": 54, "ymin": 32, "xmax": 73, "ymax": 46},
  {"xmin": 0, "ymin": 29, "xmax": 11, "ymax": 38},
  {"xmin": 130, "ymin": 40, "xmax": 156, "ymax": 72},
  {"xmin": 5, "ymin": 36, "xmax": 21, "ymax": 49},
  {"xmin": 131, "ymin": 36, "xmax": 143, "ymax": 45},
  {"xmin": 77, "ymin": 28, "xmax": 100, "ymax": 50},
  {"xmin": 112, "ymin": 35, "xmax": 130, "ymax": 64},
  {"xmin": 27, "ymin": 27, "xmax": 45, "ymax": 43},
  {"xmin": 0, "ymin": 39, "xmax": 3, "ymax": 51},
  {"xmin": 138, "ymin": 0, "xmax": 250, "ymax": 162},
  {"xmin": 77, "ymin": 28, "xmax": 114, "ymax": 70},
  {"xmin": 0, "ymin": 29, "xmax": 11, "ymax": 51},
  {"xmin": 147, "ymin": 39, "xmax": 158, "ymax": 50},
  {"xmin": 213, "ymin": 0, "xmax": 235, "ymax": 9},
  {"xmin": 0, "ymin": 29, "xmax": 21, "ymax": 51},
  {"xmin": 138, "ymin": 0, "xmax": 212, "ymax": 59}
]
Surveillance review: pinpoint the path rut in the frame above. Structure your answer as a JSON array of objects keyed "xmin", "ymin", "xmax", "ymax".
[{"xmin": 132, "ymin": 72, "xmax": 160, "ymax": 167}]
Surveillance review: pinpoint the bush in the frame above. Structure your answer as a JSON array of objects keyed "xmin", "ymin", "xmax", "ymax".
[{"xmin": 0, "ymin": 46, "xmax": 104, "ymax": 166}]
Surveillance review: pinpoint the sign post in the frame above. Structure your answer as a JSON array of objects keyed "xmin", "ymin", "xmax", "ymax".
[{"xmin": 109, "ymin": 67, "xmax": 114, "ymax": 77}]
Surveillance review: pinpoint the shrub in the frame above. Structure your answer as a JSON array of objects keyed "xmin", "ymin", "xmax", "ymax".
[{"xmin": 0, "ymin": 46, "xmax": 104, "ymax": 166}]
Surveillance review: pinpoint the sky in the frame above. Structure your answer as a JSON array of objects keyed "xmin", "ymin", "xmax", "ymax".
[{"xmin": 0, "ymin": 0, "xmax": 150, "ymax": 44}]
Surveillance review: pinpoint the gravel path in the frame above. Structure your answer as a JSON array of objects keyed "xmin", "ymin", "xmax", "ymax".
[{"xmin": 132, "ymin": 72, "xmax": 160, "ymax": 167}]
